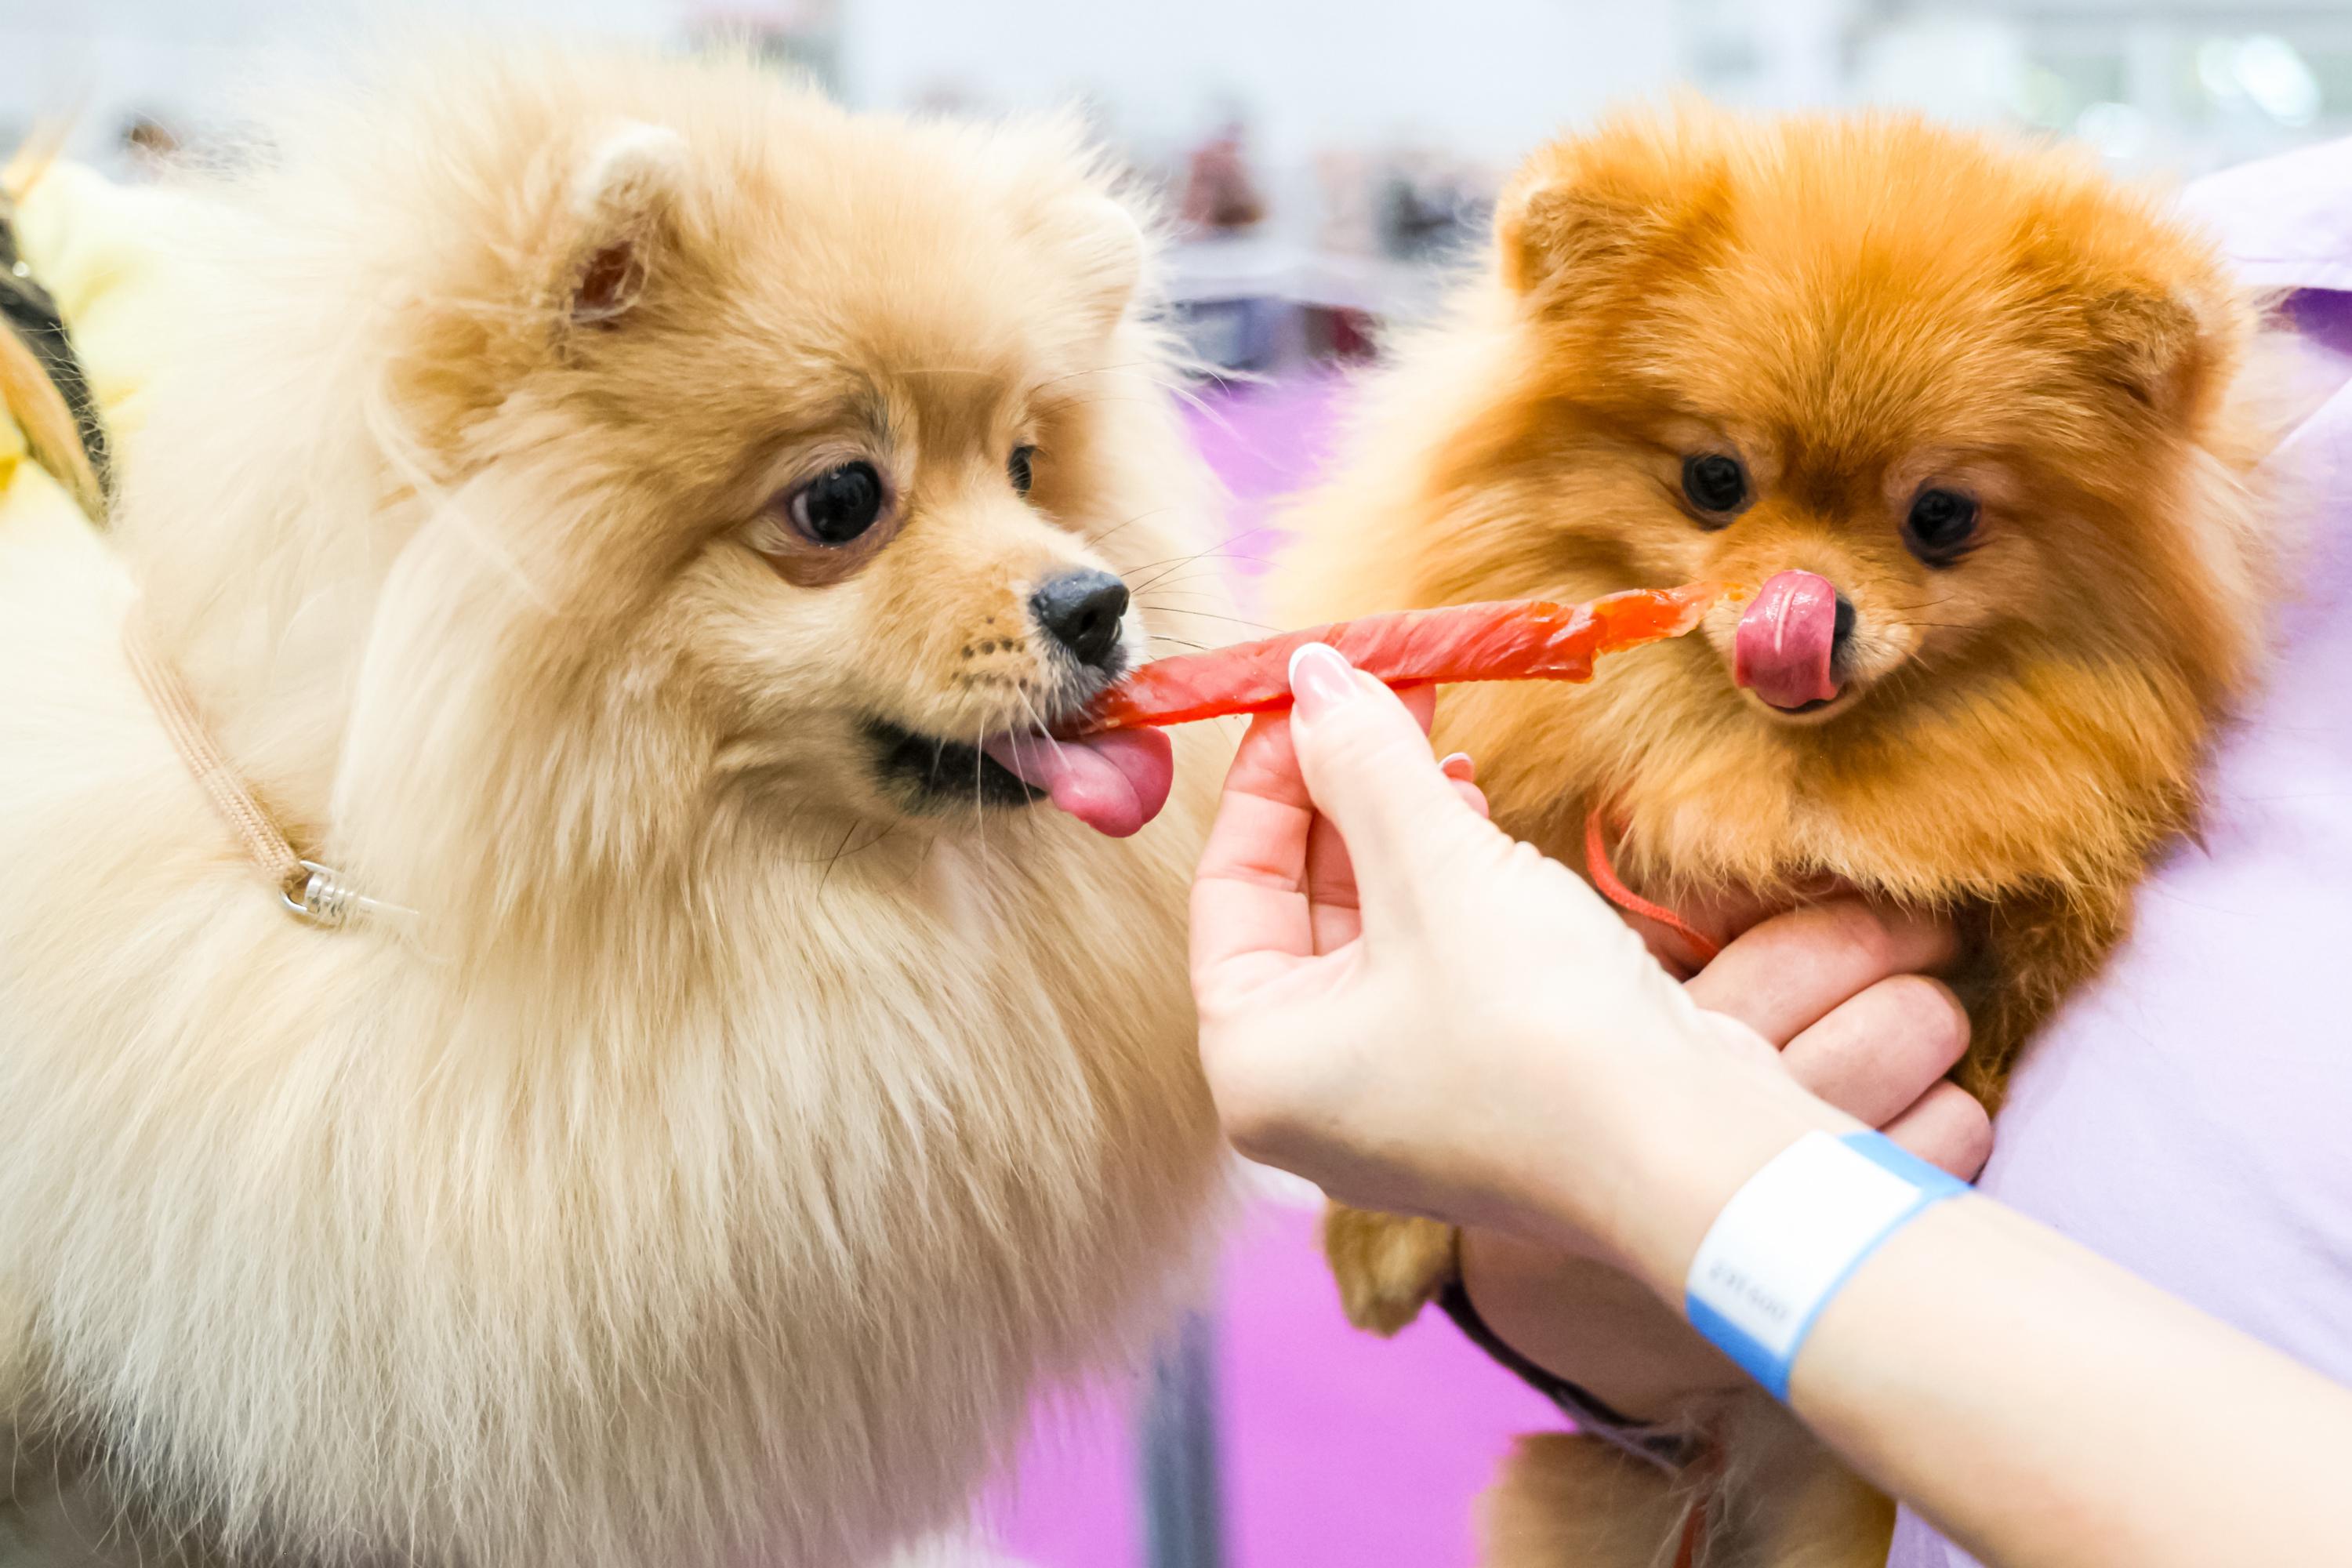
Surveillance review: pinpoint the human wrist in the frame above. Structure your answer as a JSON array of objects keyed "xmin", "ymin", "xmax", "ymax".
[{"xmin": 1539, "ymin": 1031, "xmax": 1856, "ymax": 1307}]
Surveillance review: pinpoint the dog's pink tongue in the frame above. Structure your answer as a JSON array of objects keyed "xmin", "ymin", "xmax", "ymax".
[
  {"xmin": 1735, "ymin": 570, "xmax": 1842, "ymax": 709},
  {"xmin": 982, "ymin": 728, "xmax": 1174, "ymax": 838}
]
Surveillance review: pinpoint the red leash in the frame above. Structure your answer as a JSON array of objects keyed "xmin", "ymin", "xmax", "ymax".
[
  {"xmin": 1670, "ymin": 1439, "xmax": 1727, "ymax": 1568},
  {"xmin": 1587, "ymin": 804, "xmax": 1725, "ymax": 1566},
  {"xmin": 1672, "ymin": 1493, "xmax": 1709, "ymax": 1568},
  {"xmin": 1584, "ymin": 807, "xmax": 1723, "ymax": 967},
  {"xmin": 1674, "ymin": 1506, "xmax": 1706, "ymax": 1568}
]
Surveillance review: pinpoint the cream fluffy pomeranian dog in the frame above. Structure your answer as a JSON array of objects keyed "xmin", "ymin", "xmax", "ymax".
[{"xmin": 0, "ymin": 48, "xmax": 1234, "ymax": 1567}]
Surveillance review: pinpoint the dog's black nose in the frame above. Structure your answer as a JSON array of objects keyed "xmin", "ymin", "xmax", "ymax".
[
  {"xmin": 1031, "ymin": 568, "xmax": 1130, "ymax": 670},
  {"xmin": 1831, "ymin": 593, "xmax": 1857, "ymax": 662}
]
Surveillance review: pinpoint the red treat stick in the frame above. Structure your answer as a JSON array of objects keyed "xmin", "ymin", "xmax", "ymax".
[{"xmin": 1062, "ymin": 582, "xmax": 1737, "ymax": 737}]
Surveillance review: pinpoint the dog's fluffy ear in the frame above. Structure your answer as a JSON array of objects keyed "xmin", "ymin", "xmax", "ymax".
[
  {"xmin": 2080, "ymin": 285, "xmax": 2226, "ymax": 420},
  {"xmin": 1495, "ymin": 165, "xmax": 1621, "ymax": 298},
  {"xmin": 992, "ymin": 117, "xmax": 1152, "ymax": 332},
  {"xmin": 1022, "ymin": 187, "xmax": 1147, "ymax": 332},
  {"xmin": 1068, "ymin": 194, "xmax": 1148, "ymax": 328},
  {"xmin": 1494, "ymin": 115, "xmax": 1730, "ymax": 303},
  {"xmin": 2009, "ymin": 189, "xmax": 2241, "ymax": 426},
  {"xmin": 561, "ymin": 121, "xmax": 687, "ymax": 327}
]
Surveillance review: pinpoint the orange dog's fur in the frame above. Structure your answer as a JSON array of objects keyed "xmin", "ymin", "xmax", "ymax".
[
  {"xmin": 1278, "ymin": 107, "xmax": 2274, "ymax": 1566},
  {"xmin": 0, "ymin": 49, "xmax": 1233, "ymax": 1567}
]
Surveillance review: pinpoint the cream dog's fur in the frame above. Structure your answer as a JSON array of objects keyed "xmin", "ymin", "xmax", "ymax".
[{"xmin": 0, "ymin": 49, "xmax": 1230, "ymax": 1567}]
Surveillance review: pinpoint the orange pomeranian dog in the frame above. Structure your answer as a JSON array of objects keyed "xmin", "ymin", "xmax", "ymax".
[
  {"xmin": 0, "ymin": 47, "xmax": 1233, "ymax": 1568},
  {"xmin": 1276, "ymin": 107, "xmax": 2278, "ymax": 1566}
]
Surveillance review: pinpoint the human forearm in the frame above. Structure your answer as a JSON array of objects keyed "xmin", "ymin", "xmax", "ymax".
[
  {"xmin": 1191, "ymin": 648, "xmax": 2352, "ymax": 1568},
  {"xmin": 1574, "ymin": 1057, "xmax": 2352, "ymax": 1568},
  {"xmin": 1795, "ymin": 1196, "xmax": 2352, "ymax": 1567},
  {"xmin": 1459, "ymin": 899, "xmax": 1994, "ymax": 1428}
]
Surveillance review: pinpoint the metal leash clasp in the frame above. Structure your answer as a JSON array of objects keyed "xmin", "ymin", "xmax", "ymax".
[{"xmin": 281, "ymin": 860, "xmax": 406, "ymax": 930}]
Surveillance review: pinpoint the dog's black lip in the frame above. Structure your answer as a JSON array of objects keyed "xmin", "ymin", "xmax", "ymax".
[
  {"xmin": 863, "ymin": 642, "xmax": 1128, "ymax": 811},
  {"xmin": 864, "ymin": 718, "xmax": 1045, "ymax": 810}
]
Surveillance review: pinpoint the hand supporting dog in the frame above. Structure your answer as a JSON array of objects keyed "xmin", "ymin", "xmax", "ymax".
[{"xmin": 1190, "ymin": 644, "xmax": 2352, "ymax": 1568}]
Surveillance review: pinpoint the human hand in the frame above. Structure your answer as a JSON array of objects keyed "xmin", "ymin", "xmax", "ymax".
[
  {"xmin": 1459, "ymin": 900, "xmax": 1993, "ymax": 1415},
  {"xmin": 1189, "ymin": 644, "xmax": 1813, "ymax": 1272}
]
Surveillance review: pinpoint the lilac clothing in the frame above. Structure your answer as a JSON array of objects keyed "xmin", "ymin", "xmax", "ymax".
[{"xmin": 1886, "ymin": 145, "xmax": 2352, "ymax": 1566}]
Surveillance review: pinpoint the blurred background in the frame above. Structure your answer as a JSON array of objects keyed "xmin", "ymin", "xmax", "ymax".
[
  {"xmin": 6, "ymin": 3, "xmax": 2339, "ymax": 1566},
  {"xmin": 12, "ymin": 0, "xmax": 2352, "ymax": 372}
]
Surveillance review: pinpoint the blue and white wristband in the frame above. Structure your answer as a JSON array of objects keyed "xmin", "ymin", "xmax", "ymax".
[{"xmin": 1684, "ymin": 1129, "xmax": 1969, "ymax": 1399}]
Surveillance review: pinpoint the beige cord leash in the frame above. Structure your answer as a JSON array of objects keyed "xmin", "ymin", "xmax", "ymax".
[
  {"xmin": 121, "ymin": 605, "xmax": 397, "ymax": 930},
  {"xmin": 7, "ymin": 224, "xmax": 379, "ymax": 930}
]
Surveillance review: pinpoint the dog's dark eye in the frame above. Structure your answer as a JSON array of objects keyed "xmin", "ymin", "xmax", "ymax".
[
  {"xmin": 1904, "ymin": 488, "xmax": 1980, "ymax": 563},
  {"xmin": 1008, "ymin": 445, "xmax": 1036, "ymax": 497},
  {"xmin": 1681, "ymin": 453, "xmax": 1748, "ymax": 521},
  {"xmin": 789, "ymin": 461, "xmax": 886, "ymax": 546}
]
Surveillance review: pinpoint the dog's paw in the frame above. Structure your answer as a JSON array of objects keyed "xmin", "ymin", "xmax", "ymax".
[{"xmin": 1322, "ymin": 1205, "xmax": 1458, "ymax": 1335}]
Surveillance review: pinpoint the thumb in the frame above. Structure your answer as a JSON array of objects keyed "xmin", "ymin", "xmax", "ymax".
[{"xmin": 1286, "ymin": 642, "xmax": 1492, "ymax": 906}]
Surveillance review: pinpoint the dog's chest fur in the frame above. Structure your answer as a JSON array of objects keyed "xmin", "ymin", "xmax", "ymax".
[{"xmin": 0, "ymin": 528, "xmax": 1219, "ymax": 1566}]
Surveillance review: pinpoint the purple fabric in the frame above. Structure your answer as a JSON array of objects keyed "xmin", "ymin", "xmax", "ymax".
[
  {"xmin": 1887, "ymin": 142, "xmax": 2352, "ymax": 1568},
  {"xmin": 1175, "ymin": 373, "xmax": 1347, "ymax": 604},
  {"xmin": 992, "ymin": 1201, "xmax": 1561, "ymax": 1568}
]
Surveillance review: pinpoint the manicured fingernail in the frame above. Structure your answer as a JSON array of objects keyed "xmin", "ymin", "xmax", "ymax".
[
  {"xmin": 1287, "ymin": 642, "xmax": 1358, "ymax": 718},
  {"xmin": 1439, "ymin": 751, "xmax": 1475, "ymax": 782}
]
